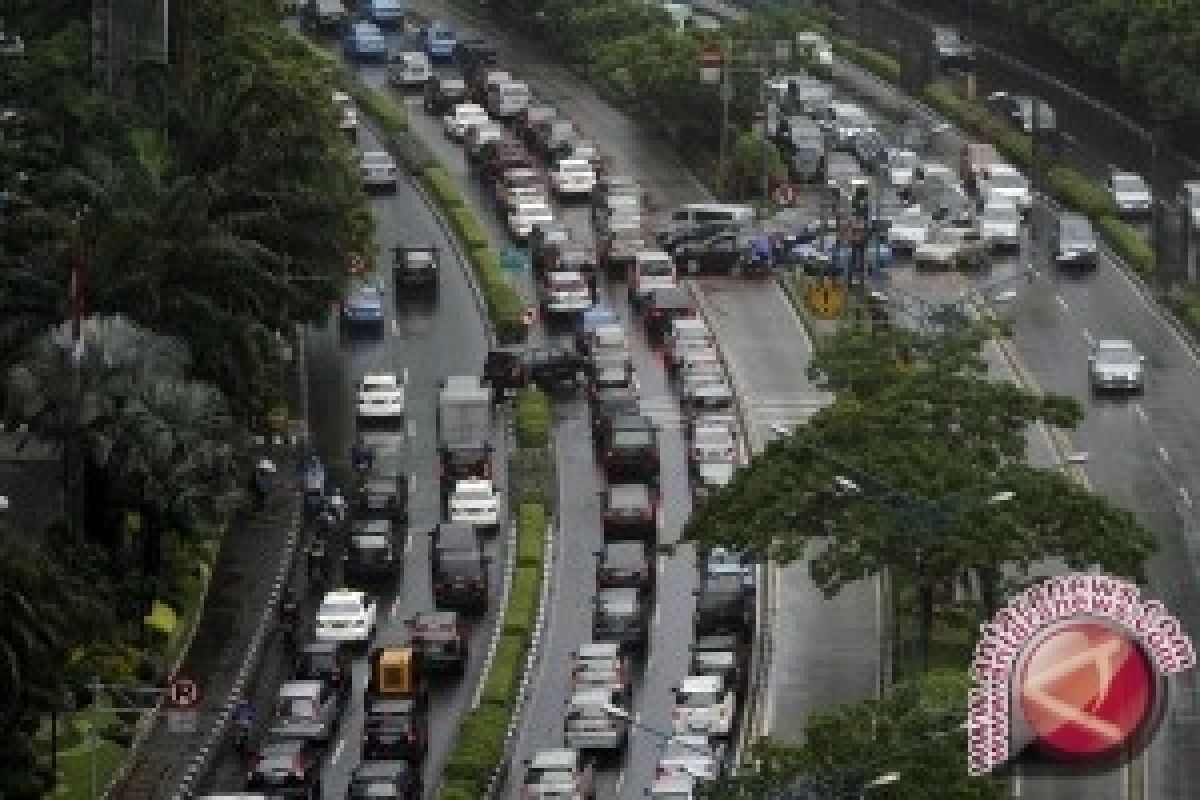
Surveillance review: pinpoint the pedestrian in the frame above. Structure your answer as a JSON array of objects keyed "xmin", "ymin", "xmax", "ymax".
[
  {"xmin": 351, "ymin": 434, "xmax": 373, "ymax": 475},
  {"xmin": 232, "ymin": 699, "xmax": 256, "ymax": 757}
]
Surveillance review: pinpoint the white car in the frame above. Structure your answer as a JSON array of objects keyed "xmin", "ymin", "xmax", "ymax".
[
  {"xmin": 332, "ymin": 91, "xmax": 358, "ymax": 134},
  {"xmin": 571, "ymin": 642, "xmax": 628, "ymax": 686},
  {"xmin": 688, "ymin": 416, "xmax": 737, "ymax": 463},
  {"xmin": 587, "ymin": 323, "xmax": 629, "ymax": 359},
  {"xmin": 508, "ymin": 200, "xmax": 555, "ymax": 241},
  {"xmin": 442, "ymin": 103, "xmax": 490, "ymax": 140},
  {"xmin": 449, "ymin": 478, "xmax": 501, "ymax": 534},
  {"xmin": 564, "ymin": 689, "xmax": 628, "ymax": 751},
  {"xmin": 388, "ymin": 51, "xmax": 431, "ymax": 88},
  {"xmin": 977, "ymin": 200, "xmax": 1022, "ymax": 252},
  {"xmin": 630, "ymin": 250, "xmax": 677, "ymax": 302},
  {"xmin": 657, "ymin": 735, "xmax": 719, "ymax": 782},
  {"xmin": 650, "ymin": 772, "xmax": 696, "ymax": 799},
  {"xmin": 1109, "ymin": 171, "xmax": 1152, "ymax": 217},
  {"xmin": 356, "ymin": 372, "xmax": 407, "ymax": 423},
  {"xmin": 502, "ymin": 184, "xmax": 550, "ymax": 212},
  {"xmin": 360, "ymin": 151, "xmax": 398, "ymax": 190},
  {"xmin": 887, "ymin": 208, "xmax": 932, "ymax": 256},
  {"xmin": 551, "ymin": 158, "xmax": 598, "ymax": 199},
  {"xmin": 978, "ymin": 164, "xmax": 1031, "ymax": 213},
  {"xmin": 541, "ymin": 270, "xmax": 593, "ymax": 315},
  {"xmin": 672, "ymin": 674, "xmax": 735, "ymax": 738},
  {"xmin": 315, "ymin": 589, "xmax": 377, "ymax": 646},
  {"xmin": 885, "ymin": 148, "xmax": 920, "ymax": 187},
  {"xmin": 666, "ymin": 318, "xmax": 714, "ymax": 370},
  {"xmin": 705, "ymin": 547, "xmax": 756, "ymax": 591}
]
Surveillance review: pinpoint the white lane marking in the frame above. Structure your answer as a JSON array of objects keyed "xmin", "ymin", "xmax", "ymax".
[
  {"xmin": 406, "ymin": 418, "xmax": 415, "ymax": 439},
  {"xmin": 1056, "ymin": 295, "xmax": 1070, "ymax": 312},
  {"xmin": 390, "ymin": 595, "xmax": 403, "ymax": 619},
  {"xmin": 1181, "ymin": 487, "xmax": 1193, "ymax": 508},
  {"xmin": 1159, "ymin": 446, "xmax": 1171, "ymax": 463},
  {"xmin": 391, "ymin": 318, "xmax": 399, "ymax": 335},
  {"xmin": 1132, "ymin": 403, "xmax": 1148, "ymax": 423},
  {"xmin": 331, "ymin": 737, "xmax": 346, "ymax": 764},
  {"xmin": 404, "ymin": 535, "xmax": 413, "ymax": 555},
  {"xmin": 1081, "ymin": 328, "xmax": 1096, "ymax": 347},
  {"xmin": 615, "ymin": 771, "xmax": 625, "ymax": 795}
]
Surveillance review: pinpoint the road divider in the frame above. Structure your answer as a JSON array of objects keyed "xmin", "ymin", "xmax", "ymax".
[{"xmin": 833, "ymin": 37, "xmax": 902, "ymax": 85}]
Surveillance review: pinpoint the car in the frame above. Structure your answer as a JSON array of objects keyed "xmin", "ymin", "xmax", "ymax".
[
  {"xmin": 356, "ymin": 372, "xmax": 407, "ymax": 424},
  {"xmin": 978, "ymin": 164, "xmax": 1031, "ymax": 214},
  {"xmin": 355, "ymin": 475, "xmax": 407, "ymax": 523},
  {"xmin": 522, "ymin": 748, "xmax": 596, "ymax": 799},
  {"xmin": 531, "ymin": 118, "xmax": 579, "ymax": 160},
  {"xmin": 509, "ymin": 200, "xmax": 556, "ymax": 241},
  {"xmin": 487, "ymin": 79, "xmax": 531, "ymax": 121},
  {"xmin": 332, "ymin": 90, "xmax": 358, "ymax": 138},
  {"xmin": 546, "ymin": 243, "xmax": 599, "ymax": 282},
  {"xmin": 497, "ymin": 167, "xmax": 548, "ymax": 210},
  {"xmin": 587, "ymin": 353, "xmax": 635, "ymax": 393},
  {"xmin": 347, "ymin": 760, "xmax": 422, "ymax": 799},
  {"xmin": 342, "ymin": 284, "xmax": 386, "ymax": 331},
  {"xmin": 824, "ymin": 152, "xmax": 868, "ymax": 200},
  {"xmin": 406, "ymin": 610, "xmax": 469, "ymax": 674},
  {"xmin": 471, "ymin": 67, "xmax": 512, "ymax": 107},
  {"xmin": 293, "ymin": 641, "xmax": 353, "ymax": 697},
  {"xmin": 360, "ymin": 151, "xmax": 398, "ymax": 191},
  {"xmin": 666, "ymin": 318, "xmax": 714, "ymax": 373},
  {"xmin": 448, "ymin": 478, "xmax": 501, "ymax": 535},
  {"xmin": 478, "ymin": 139, "xmax": 536, "ymax": 186},
  {"xmin": 977, "ymin": 200, "xmax": 1022, "ymax": 253},
  {"xmin": 431, "ymin": 523, "xmax": 489, "ymax": 613},
  {"xmin": 581, "ymin": 322, "xmax": 628, "ymax": 360},
  {"xmin": 594, "ymin": 587, "xmax": 650, "ymax": 647},
  {"xmin": 423, "ymin": 76, "xmax": 469, "ymax": 116},
  {"xmin": 687, "ymin": 415, "xmax": 737, "ymax": 469},
  {"xmin": 530, "ymin": 222, "xmax": 574, "ymax": 272},
  {"xmin": 672, "ymin": 674, "xmax": 735, "ymax": 738},
  {"xmin": 541, "ymin": 270, "xmax": 594, "ymax": 317},
  {"xmin": 589, "ymin": 385, "xmax": 639, "ymax": 445},
  {"xmin": 656, "ymin": 735, "xmax": 719, "ymax": 783},
  {"xmin": 628, "ymin": 250, "xmax": 677, "ymax": 307},
  {"xmin": 388, "ymin": 51, "xmax": 431, "ymax": 89},
  {"xmin": 600, "ymin": 482, "xmax": 658, "ymax": 541},
  {"xmin": 572, "ymin": 666, "xmax": 631, "ymax": 707},
  {"xmin": 1052, "ymin": 212, "xmax": 1099, "ymax": 270},
  {"xmin": 245, "ymin": 736, "xmax": 322, "ymax": 796},
  {"xmin": 884, "ymin": 148, "xmax": 921, "ymax": 189},
  {"xmin": 364, "ymin": 0, "xmax": 405, "ymax": 27},
  {"xmin": 465, "ymin": 121, "xmax": 505, "ymax": 162},
  {"xmin": 392, "ymin": 245, "xmax": 440, "ymax": 298},
  {"xmin": 564, "ymin": 688, "xmax": 629, "ymax": 753},
  {"xmin": 931, "ymin": 24, "xmax": 974, "ymax": 69},
  {"xmin": 681, "ymin": 372, "xmax": 734, "ymax": 415},
  {"xmin": 315, "ymin": 589, "xmax": 377, "ymax": 647},
  {"xmin": 1089, "ymin": 339, "xmax": 1145, "ymax": 394},
  {"xmin": 1108, "ymin": 171, "xmax": 1152, "ymax": 218},
  {"xmin": 1181, "ymin": 181, "xmax": 1200, "ymax": 233},
  {"xmin": 442, "ymin": 102, "xmax": 490, "ymax": 141},
  {"xmin": 643, "ymin": 287, "xmax": 697, "ymax": 342},
  {"xmin": 570, "ymin": 641, "xmax": 627, "ymax": 679},
  {"xmin": 887, "ymin": 207, "xmax": 932, "ymax": 257},
  {"xmin": 914, "ymin": 225, "xmax": 987, "ymax": 272},
  {"xmin": 456, "ymin": 38, "xmax": 498, "ymax": 77},
  {"xmin": 704, "ymin": 547, "xmax": 756, "ymax": 592},
  {"xmin": 676, "ymin": 347, "xmax": 723, "ymax": 385},
  {"xmin": 551, "ymin": 158, "xmax": 599, "ymax": 200},
  {"xmin": 422, "ymin": 20, "xmax": 457, "ymax": 61},
  {"xmin": 851, "ymin": 129, "xmax": 888, "ymax": 172},
  {"xmin": 694, "ymin": 572, "xmax": 752, "ymax": 635},
  {"xmin": 649, "ymin": 772, "xmax": 696, "ymax": 799},
  {"xmin": 689, "ymin": 637, "xmax": 743, "ymax": 688},
  {"xmin": 596, "ymin": 539, "xmax": 655, "ymax": 589},
  {"xmin": 0, "ymin": 31, "xmax": 26, "ymax": 58},
  {"xmin": 343, "ymin": 21, "xmax": 387, "ymax": 62},
  {"xmin": 517, "ymin": 104, "xmax": 559, "ymax": 149},
  {"xmin": 367, "ymin": 646, "xmax": 430, "ymax": 708},
  {"xmin": 344, "ymin": 527, "xmax": 400, "ymax": 584},
  {"xmin": 362, "ymin": 697, "xmax": 428, "ymax": 762},
  {"xmin": 268, "ymin": 679, "xmax": 342, "ymax": 745},
  {"xmin": 527, "ymin": 343, "xmax": 586, "ymax": 389},
  {"xmin": 593, "ymin": 192, "xmax": 643, "ymax": 232},
  {"xmin": 600, "ymin": 415, "xmax": 660, "ymax": 483}
]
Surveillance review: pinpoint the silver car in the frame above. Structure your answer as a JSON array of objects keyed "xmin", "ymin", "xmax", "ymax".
[{"xmin": 1089, "ymin": 339, "xmax": 1145, "ymax": 393}]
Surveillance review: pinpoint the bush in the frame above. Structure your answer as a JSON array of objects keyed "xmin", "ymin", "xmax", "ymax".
[
  {"xmin": 441, "ymin": 704, "xmax": 511, "ymax": 788},
  {"xmin": 834, "ymin": 38, "xmax": 902, "ymax": 84},
  {"xmin": 994, "ymin": 129, "xmax": 1033, "ymax": 168},
  {"xmin": 424, "ymin": 166, "xmax": 464, "ymax": 210},
  {"xmin": 515, "ymin": 386, "xmax": 551, "ymax": 449},
  {"xmin": 448, "ymin": 206, "xmax": 488, "ymax": 248},
  {"xmin": 475, "ymin": 260, "xmax": 527, "ymax": 345},
  {"xmin": 1047, "ymin": 166, "xmax": 1115, "ymax": 219},
  {"xmin": 504, "ymin": 567, "xmax": 541, "ymax": 637},
  {"xmin": 479, "ymin": 633, "xmax": 528, "ymax": 707},
  {"xmin": 438, "ymin": 781, "xmax": 478, "ymax": 800},
  {"xmin": 517, "ymin": 502, "xmax": 546, "ymax": 567},
  {"xmin": 1096, "ymin": 216, "xmax": 1155, "ymax": 275}
]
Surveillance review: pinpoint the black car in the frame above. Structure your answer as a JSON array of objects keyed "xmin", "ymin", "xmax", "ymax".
[
  {"xmin": 477, "ymin": 138, "xmax": 535, "ymax": 186},
  {"xmin": 587, "ymin": 353, "xmax": 635, "ymax": 393},
  {"xmin": 362, "ymin": 697, "xmax": 428, "ymax": 763},
  {"xmin": 595, "ymin": 539, "xmax": 655, "ymax": 589},
  {"xmin": 601, "ymin": 482, "xmax": 658, "ymax": 541},
  {"xmin": 593, "ymin": 587, "xmax": 650, "ymax": 648},
  {"xmin": 245, "ymin": 736, "xmax": 323, "ymax": 798},
  {"xmin": 407, "ymin": 610, "xmax": 469, "ymax": 674},
  {"xmin": 355, "ymin": 475, "xmax": 408, "ymax": 523},
  {"xmin": 293, "ymin": 641, "xmax": 353, "ymax": 697},
  {"xmin": 589, "ymin": 386, "xmax": 639, "ymax": 445},
  {"xmin": 694, "ymin": 572, "xmax": 754, "ymax": 635},
  {"xmin": 642, "ymin": 287, "xmax": 697, "ymax": 342},
  {"xmin": 423, "ymin": 75, "xmax": 469, "ymax": 116},
  {"xmin": 348, "ymin": 760, "xmax": 422, "ymax": 800},
  {"xmin": 393, "ymin": 246, "xmax": 440, "ymax": 298},
  {"xmin": 599, "ymin": 414, "xmax": 659, "ymax": 482},
  {"xmin": 457, "ymin": 40, "xmax": 499, "ymax": 84},
  {"xmin": 431, "ymin": 523, "xmax": 489, "ymax": 613},
  {"xmin": 673, "ymin": 232, "xmax": 749, "ymax": 276},
  {"xmin": 344, "ymin": 531, "xmax": 400, "ymax": 584},
  {"xmin": 527, "ymin": 344, "xmax": 585, "ymax": 389},
  {"xmin": 530, "ymin": 222, "xmax": 573, "ymax": 273},
  {"xmin": 517, "ymin": 104, "xmax": 558, "ymax": 150},
  {"xmin": 484, "ymin": 346, "xmax": 528, "ymax": 396}
]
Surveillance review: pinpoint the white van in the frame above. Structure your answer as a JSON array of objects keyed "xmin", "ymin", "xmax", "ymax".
[
  {"xmin": 658, "ymin": 203, "xmax": 754, "ymax": 244},
  {"xmin": 388, "ymin": 51, "xmax": 431, "ymax": 89}
]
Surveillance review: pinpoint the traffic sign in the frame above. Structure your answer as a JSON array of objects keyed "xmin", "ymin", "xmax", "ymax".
[
  {"xmin": 167, "ymin": 709, "xmax": 198, "ymax": 734},
  {"xmin": 167, "ymin": 676, "xmax": 201, "ymax": 709},
  {"xmin": 806, "ymin": 280, "xmax": 845, "ymax": 320}
]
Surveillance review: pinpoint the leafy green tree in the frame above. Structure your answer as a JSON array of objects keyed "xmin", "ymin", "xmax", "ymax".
[
  {"xmin": 701, "ymin": 670, "xmax": 1006, "ymax": 800},
  {"xmin": 684, "ymin": 323, "xmax": 1155, "ymax": 665},
  {"xmin": 726, "ymin": 129, "xmax": 786, "ymax": 201}
]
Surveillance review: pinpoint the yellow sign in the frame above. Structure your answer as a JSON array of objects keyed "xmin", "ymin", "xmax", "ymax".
[{"xmin": 806, "ymin": 280, "xmax": 845, "ymax": 319}]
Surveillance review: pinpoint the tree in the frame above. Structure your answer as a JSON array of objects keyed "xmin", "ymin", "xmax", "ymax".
[
  {"xmin": 727, "ymin": 130, "xmax": 787, "ymax": 201},
  {"xmin": 701, "ymin": 670, "xmax": 1006, "ymax": 800},
  {"xmin": 684, "ymin": 322, "xmax": 1156, "ymax": 666}
]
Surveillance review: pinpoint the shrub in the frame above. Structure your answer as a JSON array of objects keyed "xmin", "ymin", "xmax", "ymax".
[
  {"xmin": 441, "ymin": 704, "xmax": 510, "ymax": 787},
  {"xmin": 515, "ymin": 386, "xmax": 551, "ymax": 449},
  {"xmin": 479, "ymin": 633, "xmax": 528, "ymax": 707},
  {"xmin": 438, "ymin": 781, "xmax": 478, "ymax": 800},
  {"xmin": 448, "ymin": 206, "xmax": 488, "ymax": 248},
  {"xmin": 994, "ymin": 129, "xmax": 1033, "ymax": 168},
  {"xmin": 503, "ymin": 567, "xmax": 541, "ymax": 637},
  {"xmin": 424, "ymin": 167, "xmax": 464, "ymax": 210},
  {"xmin": 1047, "ymin": 166, "xmax": 1115, "ymax": 219},
  {"xmin": 834, "ymin": 38, "xmax": 901, "ymax": 84},
  {"xmin": 517, "ymin": 502, "xmax": 546, "ymax": 567},
  {"xmin": 1096, "ymin": 216, "xmax": 1155, "ymax": 275}
]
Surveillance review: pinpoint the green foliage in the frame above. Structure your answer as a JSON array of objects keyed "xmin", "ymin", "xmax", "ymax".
[
  {"xmin": 441, "ymin": 704, "xmax": 511, "ymax": 788},
  {"xmin": 437, "ymin": 781, "xmax": 479, "ymax": 800},
  {"xmin": 515, "ymin": 386, "xmax": 552, "ymax": 449},
  {"xmin": 448, "ymin": 206, "xmax": 489, "ymax": 248},
  {"xmin": 479, "ymin": 634, "xmax": 528, "ymax": 707},
  {"xmin": 834, "ymin": 37, "xmax": 902, "ymax": 84},
  {"xmin": 503, "ymin": 567, "xmax": 542, "ymax": 637},
  {"xmin": 1046, "ymin": 166, "xmax": 1115, "ymax": 218},
  {"xmin": 424, "ymin": 167, "xmax": 465, "ymax": 209},
  {"xmin": 726, "ymin": 131, "xmax": 787, "ymax": 202},
  {"xmin": 1096, "ymin": 216, "xmax": 1155, "ymax": 274},
  {"xmin": 517, "ymin": 503, "xmax": 547, "ymax": 567}
]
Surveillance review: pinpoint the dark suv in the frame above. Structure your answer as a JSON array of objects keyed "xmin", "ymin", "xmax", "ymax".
[
  {"xmin": 245, "ymin": 736, "xmax": 323, "ymax": 796},
  {"xmin": 423, "ymin": 75, "xmax": 468, "ymax": 115},
  {"xmin": 431, "ymin": 523, "xmax": 489, "ymax": 613},
  {"xmin": 355, "ymin": 475, "xmax": 408, "ymax": 523},
  {"xmin": 348, "ymin": 760, "xmax": 422, "ymax": 799},
  {"xmin": 596, "ymin": 540, "xmax": 655, "ymax": 589},
  {"xmin": 642, "ymin": 287, "xmax": 697, "ymax": 342},
  {"xmin": 407, "ymin": 611, "xmax": 469, "ymax": 674},
  {"xmin": 293, "ymin": 641, "xmax": 353, "ymax": 699},
  {"xmin": 589, "ymin": 386, "xmax": 639, "ymax": 446},
  {"xmin": 344, "ymin": 527, "xmax": 400, "ymax": 585},
  {"xmin": 601, "ymin": 483, "xmax": 658, "ymax": 541},
  {"xmin": 362, "ymin": 696, "xmax": 428, "ymax": 763},
  {"xmin": 599, "ymin": 414, "xmax": 660, "ymax": 482},
  {"xmin": 694, "ymin": 572, "xmax": 754, "ymax": 635},
  {"xmin": 593, "ymin": 587, "xmax": 650, "ymax": 648},
  {"xmin": 393, "ymin": 245, "xmax": 440, "ymax": 299}
]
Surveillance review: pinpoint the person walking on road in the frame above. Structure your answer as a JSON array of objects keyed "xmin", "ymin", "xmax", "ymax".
[{"xmin": 233, "ymin": 699, "xmax": 256, "ymax": 758}]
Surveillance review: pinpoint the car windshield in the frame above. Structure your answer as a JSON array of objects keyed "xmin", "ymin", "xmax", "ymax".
[
  {"xmin": 681, "ymin": 688, "xmax": 721, "ymax": 706},
  {"xmin": 694, "ymin": 427, "xmax": 732, "ymax": 447},
  {"xmin": 891, "ymin": 151, "xmax": 918, "ymax": 168},
  {"xmin": 1113, "ymin": 175, "xmax": 1147, "ymax": 192},
  {"xmin": 363, "ymin": 154, "xmax": 392, "ymax": 167},
  {"xmin": 613, "ymin": 430, "xmax": 652, "ymax": 447},
  {"xmin": 455, "ymin": 487, "xmax": 492, "ymax": 501},
  {"xmin": 321, "ymin": 601, "xmax": 360, "ymax": 615},
  {"xmin": 988, "ymin": 174, "xmax": 1026, "ymax": 189},
  {"xmin": 640, "ymin": 259, "xmax": 672, "ymax": 276},
  {"xmin": 283, "ymin": 697, "xmax": 316, "ymax": 717},
  {"xmin": 983, "ymin": 206, "xmax": 1019, "ymax": 223},
  {"xmin": 302, "ymin": 650, "xmax": 336, "ymax": 671},
  {"xmin": 553, "ymin": 276, "xmax": 587, "ymax": 291},
  {"xmin": 561, "ymin": 162, "xmax": 592, "ymax": 175},
  {"xmin": 1095, "ymin": 344, "xmax": 1137, "ymax": 364}
]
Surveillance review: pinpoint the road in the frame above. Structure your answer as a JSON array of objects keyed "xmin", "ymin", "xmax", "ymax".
[{"xmin": 198, "ymin": 110, "xmax": 508, "ymax": 800}]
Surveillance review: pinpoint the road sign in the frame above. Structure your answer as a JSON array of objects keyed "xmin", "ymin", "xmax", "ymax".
[
  {"xmin": 167, "ymin": 676, "xmax": 201, "ymax": 709},
  {"xmin": 806, "ymin": 280, "xmax": 845, "ymax": 320},
  {"xmin": 167, "ymin": 709, "xmax": 198, "ymax": 734}
]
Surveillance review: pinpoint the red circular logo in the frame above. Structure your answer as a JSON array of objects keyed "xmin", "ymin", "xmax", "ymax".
[{"xmin": 1017, "ymin": 620, "xmax": 1156, "ymax": 761}]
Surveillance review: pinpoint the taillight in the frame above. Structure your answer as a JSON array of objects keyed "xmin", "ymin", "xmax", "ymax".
[
  {"xmin": 408, "ymin": 731, "xmax": 418, "ymax": 744},
  {"xmin": 472, "ymin": 580, "xmax": 485, "ymax": 590}
]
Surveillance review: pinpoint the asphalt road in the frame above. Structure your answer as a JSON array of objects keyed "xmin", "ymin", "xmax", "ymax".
[{"xmin": 198, "ymin": 107, "xmax": 507, "ymax": 800}]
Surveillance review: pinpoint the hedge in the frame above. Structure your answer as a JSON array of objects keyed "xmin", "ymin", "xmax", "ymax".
[
  {"xmin": 1096, "ymin": 216, "xmax": 1156, "ymax": 275},
  {"xmin": 503, "ymin": 567, "xmax": 541, "ymax": 637},
  {"xmin": 437, "ymin": 782, "xmax": 477, "ymax": 800},
  {"xmin": 834, "ymin": 37, "xmax": 902, "ymax": 85},
  {"xmin": 478, "ymin": 633, "xmax": 528, "ymax": 707},
  {"xmin": 516, "ymin": 503, "xmax": 546, "ymax": 567},
  {"xmin": 448, "ymin": 206, "xmax": 488, "ymax": 248},
  {"xmin": 1046, "ymin": 165, "xmax": 1115, "ymax": 219},
  {"xmin": 441, "ymin": 703, "xmax": 511, "ymax": 789},
  {"xmin": 424, "ymin": 166, "xmax": 465, "ymax": 209},
  {"xmin": 514, "ymin": 386, "xmax": 552, "ymax": 449}
]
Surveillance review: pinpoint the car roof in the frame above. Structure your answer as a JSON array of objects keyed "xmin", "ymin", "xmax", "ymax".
[
  {"xmin": 454, "ymin": 478, "xmax": 493, "ymax": 492},
  {"xmin": 352, "ymin": 760, "xmax": 414, "ymax": 779},
  {"xmin": 279, "ymin": 680, "xmax": 323, "ymax": 697},
  {"xmin": 530, "ymin": 748, "xmax": 579, "ymax": 769},
  {"xmin": 324, "ymin": 589, "xmax": 365, "ymax": 603},
  {"xmin": 350, "ymin": 534, "xmax": 391, "ymax": 548},
  {"xmin": 597, "ymin": 587, "xmax": 641, "ymax": 609},
  {"xmin": 680, "ymin": 674, "xmax": 723, "ymax": 693},
  {"xmin": 1096, "ymin": 339, "xmax": 1136, "ymax": 350},
  {"xmin": 578, "ymin": 641, "xmax": 621, "ymax": 658}
]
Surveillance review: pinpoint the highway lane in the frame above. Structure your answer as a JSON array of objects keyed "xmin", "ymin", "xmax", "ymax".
[{"xmin": 198, "ymin": 109, "xmax": 505, "ymax": 800}]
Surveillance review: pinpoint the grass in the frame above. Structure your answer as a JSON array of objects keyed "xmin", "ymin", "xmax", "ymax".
[
  {"xmin": 478, "ymin": 633, "xmax": 528, "ymax": 707},
  {"xmin": 51, "ymin": 719, "xmax": 127, "ymax": 800},
  {"xmin": 889, "ymin": 574, "xmax": 979, "ymax": 682},
  {"xmin": 514, "ymin": 386, "xmax": 551, "ymax": 450},
  {"xmin": 516, "ymin": 503, "xmax": 546, "ymax": 567},
  {"xmin": 440, "ymin": 704, "xmax": 512, "ymax": 794}
]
